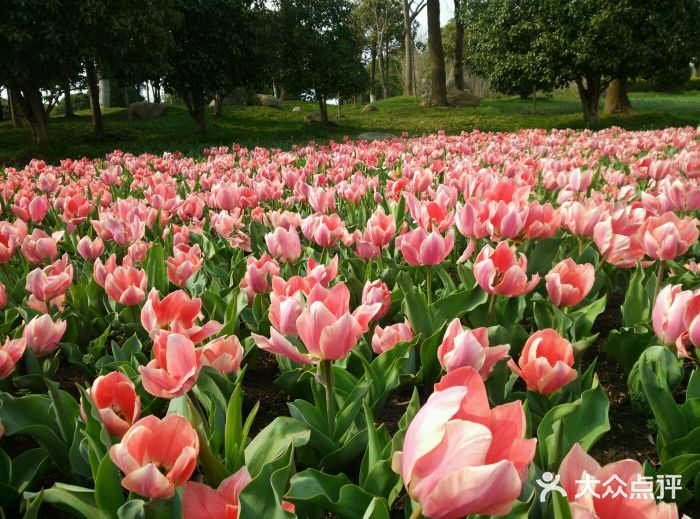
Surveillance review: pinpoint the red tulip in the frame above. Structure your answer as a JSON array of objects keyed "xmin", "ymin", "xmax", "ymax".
[
  {"xmin": 105, "ymin": 265, "xmax": 148, "ymax": 306},
  {"xmin": 139, "ymin": 332, "xmax": 200, "ymax": 399},
  {"xmin": 141, "ymin": 289, "xmax": 222, "ymax": 343},
  {"xmin": 372, "ymin": 320, "xmax": 413, "ymax": 354},
  {"xmin": 393, "ymin": 367, "xmax": 536, "ymax": 518},
  {"xmin": 508, "ymin": 329, "xmax": 577, "ymax": 394},
  {"xmin": 362, "ymin": 280, "xmax": 392, "ymax": 321},
  {"xmin": 110, "ymin": 414, "xmax": 199, "ymax": 499},
  {"xmin": 473, "ymin": 241, "xmax": 540, "ymax": 297},
  {"xmin": 197, "ymin": 335, "xmax": 244, "ymax": 375},
  {"xmin": 0, "ymin": 337, "xmax": 25, "ymax": 379},
  {"xmin": 545, "ymin": 259, "xmax": 595, "ymax": 307},
  {"xmin": 642, "ymin": 212, "xmax": 698, "ymax": 261},
  {"xmin": 23, "ymin": 314, "xmax": 67, "ymax": 357},
  {"xmin": 82, "ymin": 371, "xmax": 141, "ymax": 437},
  {"xmin": 398, "ymin": 228, "xmax": 454, "ymax": 266},
  {"xmin": 437, "ymin": 319, "xmax": 509, "ymax": 379}
]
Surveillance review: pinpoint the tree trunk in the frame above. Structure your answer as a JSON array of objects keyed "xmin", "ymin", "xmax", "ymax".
[
  {"xmin": 370, "ymin": 42, "xmax": 377, "ymax": 103},
  {"xmin": 378, "ymin": 47, "xmax": 388, "ymax": 99},
  {"xmin": 152, "ymin": 79, "xmax": 162, "ymax": 103},
  {"xmin": 453, "ymin": 0, "xmax": 465, "ymax": 90},
  {"xmin": 124, "ymin": 86, "xmax": 132, "ymax": 120},
  {"xmin": 11, "ymin": 83, "xmax": 51, "ymax": 144},
  {"xmin": 427, "ymin": 0, "xmax": 448, "ymax": 106},
  {"xmin": 0, "ymin": 87, "xmax": 4, "ymax": 121},
  {"xmin": 213, "ymin": 92, "xmax": 223, "ymax": 118},
  {"xmin": 575, "ymin": 75, "xmax": 602, "ymax": 126},
  {"xmin": 183, "ymin": 90, "xmax": 206, "ymax": 132},
  {"xmin": 85, "ymin": 63, "xmax": 105, "ymax": 137},
  {"xmin": 317, "ymin": 97, "xmax": 328, "ymax": 124},
  {"xmin": 8, "ymin": 88, "xmax": 21, "ymax": 127},
  {"xmin": 402, "ymin": 0, "xmax": 414, "ymax": 96},
  {"xmin": 64, "ymin": 84, "xmax": 74, "ymax": 117},
  {"xmin": 604, "ymin": 78, "xmax": 632, "ymax": 114}
]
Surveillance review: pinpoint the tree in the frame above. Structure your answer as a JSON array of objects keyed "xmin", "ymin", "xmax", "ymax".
[
  {"xmin": 401, "ymin": 0, "xmax": 426, "ymax": 95},
  {"xmin": 164, "ymin": 0, "xmax": 260, "ymax": 132},
  {"xmin": 277, "ymin": 0, "xmax": 368, "ymax": 124},
  {"xmin": 427, "ymin": 0, "xmax": 448, "ymax": 105},
  {"xmin": 0, "ymin": 1, "xmax": 83, "ymax": 143},
  {"xmin": 452, "ymin": 0, "xmax": 465, "ymax": 90}
]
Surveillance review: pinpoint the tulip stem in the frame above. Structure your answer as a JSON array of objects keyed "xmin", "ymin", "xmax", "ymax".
[
  {"xmin": 320, "ymin": 359, "xmax": 335, "ymax": 434},
  {"xmin": 426, "ymin": 266, "xmax": 433, "ymax": 306},
  {"xmin": 130, "ymin": 305, "xmax": 139, "ymax": 325},
  {"xmin": 409, "ymin": 506, "xmax": 423, "ymax": 519},
  {"xmin": 188, "ymin": 390, "xmax": 211, "ymax": 438},
  {"xmin": 653, "ymin": 261, "xmax": 665, "ymax": 303},
  {"xmin": 487, "ymin": 293, "xmax": 497, "ymax": 325},
  {"xmin": 577, "ymin": 237, "xmax": 584, "ymax": 258}
]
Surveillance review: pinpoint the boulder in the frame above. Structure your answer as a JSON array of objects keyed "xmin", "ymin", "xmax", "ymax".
[
  {"xmin": 446, "ymin": 89, "xmax": 481, "ymax": 107},
  {"xmin": 357, "ymin": 132, "xmax": 395, "ymax": 141},
  {"xmin": 362, "ymin": 103, "xmax": 378, "ymax": 113},
  {"xmin": 292, "ymin": 106, "xmax": 303, "ymax": 112},
  {"xmin": 304, "ymin": 112, "xmax": 324, "ymax": 124},
  {"xmin": 128, "ymin": 102, "xmax": 165, "ymax": 119},
  {"xmin": 257, "ymin": 94, "xmax": 282, "ymax": 109}
]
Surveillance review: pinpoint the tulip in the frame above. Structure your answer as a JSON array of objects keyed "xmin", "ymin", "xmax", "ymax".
[
  {"xmin": 23, "ymin": 314, "xmax": 67, "ymax": 357},
  {"xmin": 486, "ymin": 200, "xmax": 528, "ymax": 241},
  {"xmin": 110, "ymin": 413, "xmax": 199, "ymax": 499},
  {"xmin": 372, "ymin": 320, "xmax": 413, "ymax": 354},
  {"xmin": 241, "ymin": 254, "xmax": 280, "ymax": 301},
  {"xmin": 141, "ymin": 289, "xmax": 222, "ymax": 343},
  {"xmin": 353, "ymin": 229, "xmax": 381, "ymax": 260},
  {"xmin": 0, "ymin": 281, "xmax": 6, "ymax": 310},
  {"xmin": 77, "ymin": 236, "xmax": 104, "ymax": 261},
  {"xmin": 167, "ymin": 244, "xmax": 203, "ymax": 288},
  {"xmin": 558, "ymin": 443, "xmax": 685, "ymax": 519},
  {"xmin": 652, "ymin": 284, "xmax": 693, "ymax": 348},
  {"xmin": 25, "ymin": 254, "xmax": 74, "ymax": 303},
  {"xmin": 362, "ymin": 280, "xmax": 392, "ymax": 321},
  {"xmin": 94, "ymin": 254, "xmax": 121, "ymax": 288},
  {"xmin": 265, "ymin": 227, "xmax": 301, "ymax": 263},
  {"xmin": 684, "ymin": 293, "xmax": 700, "ymax": 351},
  {"xmin": 398, "ymin": 228, "xmax": 454, "ymax": 266},
  {"xmin": 139, "ymin": 332, "xmax": 200, "ymax": 399},
  {"xmin": 127, "ymin": 240, "xmax": 150, "ymax": 263},
  {"xmin": 0, "ymin": 337, "xmax": 26, "ymax": 379},
  {"xmin": 105, "ymin": 265, "xmax": 148, "ymax": 306},
  {"xmin": 393, "ymin": 367, "xmax": 536, "ymax": 518},
  {"xmin": 642, "ymin": 212, "xmax": 699, "ymax": 261},
  {"xmin": 545, "ymin": 259, "xmax": 595, "ymax": 307},
  {"xmin": 183, "ymin": 467, "xmax": 252, "ymax": 519},
  {"xmin": 523, "ymin": 201, "xmax": 561, "ymax": 240},
  {"xmin": 437, "ymin": 319, "xmax": 509, "ymax": 379},
  {"xmin": 197, "ymin": 336, "xmax": 244, "ymax": 375},
  {"xmin": 82, "ymin": 371, "xmax": 141, "ymax": 437},
  {"xmin": 20, "ymin": 229, "xmax": 63, "ymax": 265},
  {"xmin": 366, "ymin": 206, "xmax": 396, "ymax": 248},
  {"xmin": 473, "ymin": 241, "xmax": 540, "ymax": 297},
  {"xmin": 508, "ymin": 329, "xmax": 577, "ymax": 394},
  {"xmin": 268, "ymin": 276, "xmax": 314, "ymax": 337},
  {"xmin": 0, "ymin": 221, "xmax": 20, "ymax": 263},
  {"xmin": 306, "ymin": 255, "xmax": 338, "ymax": 286},
  {"xmin": 455, "ymin": 198, "xmax": 490, "ymax": 239}
]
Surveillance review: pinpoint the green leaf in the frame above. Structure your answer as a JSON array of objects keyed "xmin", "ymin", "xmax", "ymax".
[
  {"xmin": 639, "ymin": 360, "xmax": 687, "ymax": 445},
  {"xmin": 570, "ymin": 294, "xmax": 607, "ymax": 340},
  {"xmin": 429, "ymin": 288, "xmax": 488, "ymax": 329},
  {"xmin": 94, "ymin": 454, "xmax": 125, "ymax": 518},
  {"xmin": 117, "ymin": 500, "xmax": 146, "ymax": 519},
  {"xmin": 24, "ymin": 485, "xmax": 104, "ymax": 519},
  {"xmin": 687, "ymin": 369, "xmax": 700, "ymax": 401},
  {"xmin": 602, "ymin": 326, "xmax": 654, "ymax": 375},
  {"xmin": 527, "ymin": 237, "xmax": 562, "ymax": 276},
  {"xmin": 396, "ymin": 271, "xmax": 432, "ymax": 338},
  {"xmin": 622, "ymin": 265, "xmax": 648, "ymax": 326},
  {"xmin": 45, "ymin": 378, "xmax": 80, "ymax": 445},
  {"xmin": 238, "ymin": 444, "xmax": 296, "ymax": 519},
  {"xmin": 245, "ymin": 417, "xmax": 310, "ymax": 478},
  {"xmin": 225, "ymin": 383, "xmax": 244, "ymax": 471},
  {"xmin": 143, "ymin": 243, "xmax": 168, "ymax": 294}
]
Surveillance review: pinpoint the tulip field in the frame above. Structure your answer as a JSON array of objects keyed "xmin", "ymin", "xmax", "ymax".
[{"xmin": 0, "ymin": 126, "xmax": 700, "ymax": 519}]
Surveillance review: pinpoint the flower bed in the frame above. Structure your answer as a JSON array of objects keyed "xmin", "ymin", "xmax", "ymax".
[{"xmin": 0, "ymin": 127, "xmax": 699, "ymax": 518}]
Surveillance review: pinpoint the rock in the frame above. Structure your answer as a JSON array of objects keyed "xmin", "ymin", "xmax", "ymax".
[
  {"xmin": 357, "ymin": 132, "xmax": 395, "ymax": 141},
  {"xmin": 446, "ymin": 89, "xmax": 481, "ymax": 107},
  {"xmin": 304, "ymin": 112, "xmax": 324, "ymax": 124},
  {"xmin": 128, "ymin": 102, "xmax": 165, "ymax": 119},
  {"xmin": 208, "ymin": 99, "xmax": 216, "ymax": 108},
  {"xmin": 362, "ymin": 103, "xmax": 378, "ymax": 113},
  {"xmin": 257, "ymin": 94, "xmax": 282, "ymax": 109},
  {"xmin": 292, "ymin": 106, "xmax": 303, "ymax": 112}
]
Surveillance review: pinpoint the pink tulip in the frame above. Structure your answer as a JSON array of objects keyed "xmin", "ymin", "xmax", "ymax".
[
  {"xmin": 77, "ymin": 236, "xmax": 105, "ymax": 261},
  {"xmin": 684, "ymin": 293, "xmax": 700, "ymax": 350},
  {"xmin": 20, "ymin": 229, "xmax": 63, "ymax": 265},
  {"xmin": 0, "ymin": 281, "xmax": 6, "ymax": 310},
  {"xmin": 523, "ymin": 202, "xmax": 561, "ymax": 239},
  {"xmin": 0, "ymin": 221, "xmax": 20, "ymax": 263},
  {"xmin": 23, "ymin": 314, "xmax": 67, "ymax": 357},
  {"xmin": 398, "ymin": 228, "xmax": 454, "ymax": 266},
  {"xmin": 183, "ymin": 466, "xmax": 252, "ymax": 519},
  {"xmin": 82, "ymin": 371, "xmax": 141, "ymax": 437},
  {"xmin": 455, "ymin": 198, "xmax": 490, "ymax": 239},
  {"xmin": 486, "ymin": 200, "xmax": 528, "ymax": 240},
  {"xmin": 265, "ymin": 227, "xmax": 301, "ymax": 263},
  {"xmin": 105, "ymin": 265, "xmax": 148, "ymax": 306},
  {"xmin": 545, "ymin": 259, "xmax": 595, "ymax": 307},
  {"xmin": 306, "ymin": 255, "xmax": 338, "ymax": 286},
  {"xmin": 241, "ymin": 254, "xmax": 280, "ymax": 299},
  {"xmin": 167, "ymin": 244, "xmax": 203, "ymax": 288},
  {"xmin": 25, "ymin": 254, "xmax": 74, "ymax": 302},
  {"xmin": 372, "ymin": 320, "xmax": 413, "ymax": 354},
  {"xmin": 110, "ymin": 413, "xmax": 199, "ymax": 499},
  {"xmin": 268, "ymin": 276, "xmax": 314, "ymax": 337},
  {"xmin": 353, "ymin": 229, "xmax": 381, "ymax": 260},
  {"xmin": 366, "ymin": 207, "xmax": 396, "ymax": 248},
  {"xmin": 139, "ymin": 332, "xmax": 200, "ymax": 399},
  {"xmin": 508, "ymin": 329, "xmax": 577, "ymax": 394},
  {"xmin": 642, "ymin": 212, "xmax": 698, "ymax": 261},
  {"xmin": 93, "ymin": 254, "xmax": 122, "ymax": 288},
  {"xmin": 558, "ymin": 443, "xmax": 685, "ymax": 519},
  {"xmin": 593, "ymin": 206, "xmax": 647, "ymax": 268},
  {"xmin": 141, "ymin": 289, "xmax": 222, "ymax": 343},
  {"xmin": 560, "ymin": 200, "xmax": 608, "ymax": 238},
  {"xmin": 438, "ymin": 319, "xmax": 509, "ymax": 379},
  {"xmin": 362, "ymin": 280, "xmax": 392, "ymax": 321},
  {"xmin": 393, "ymin": 367, "xmax": 536, "ymax": 518},
  {"xmin": 473, "ymin": 241, "xmax": 540, "ymax": 297},
  {"xmin": 0, "ymin": 337, "xmax": 26, "ymax": 379},
  {"xmin": 197, "ymin": 336, "xmax": 244, "ymax": 375},
  {"xmin": 652, "ymin": 284, "xmax": 693, "ymax": 348}
]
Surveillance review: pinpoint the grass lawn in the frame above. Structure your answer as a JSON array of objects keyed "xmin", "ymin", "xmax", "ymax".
[{"xmin": 1, "ymin": 90, "xmax": 699, "ymax": 167}]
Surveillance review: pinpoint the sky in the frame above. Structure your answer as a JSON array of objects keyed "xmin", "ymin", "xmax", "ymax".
[{"xmin": 416, "ymin": 0, "xmax": 455, "ymax": 39}]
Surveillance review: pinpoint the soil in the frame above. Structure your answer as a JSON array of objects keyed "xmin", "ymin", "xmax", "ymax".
[{"xmin": 242, "ymin": 350, "xmax": 291, "ymax": 434}]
